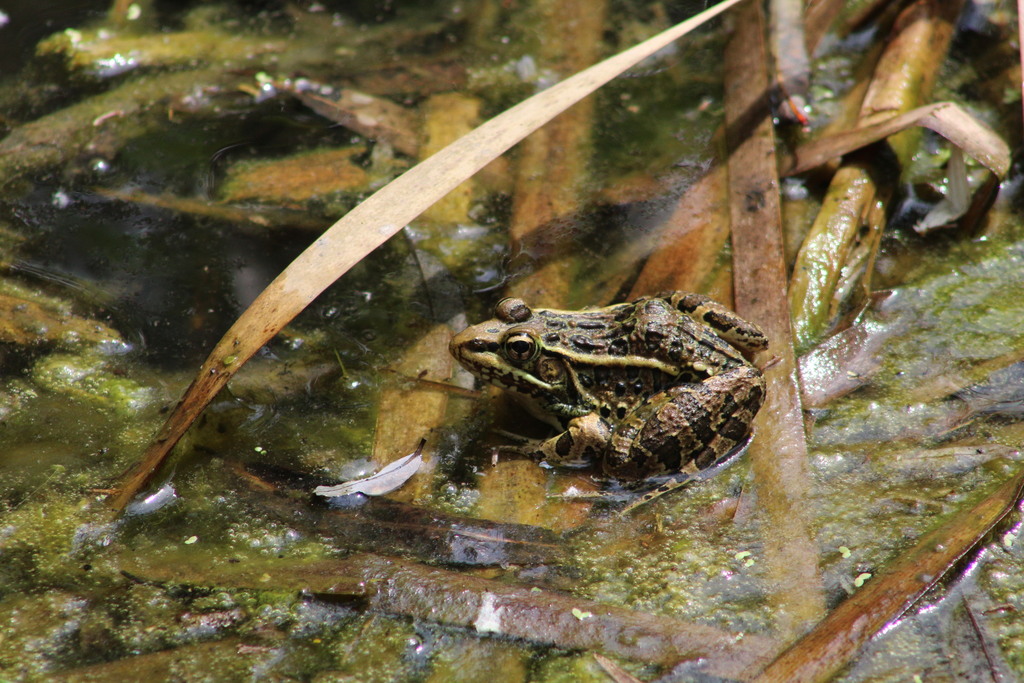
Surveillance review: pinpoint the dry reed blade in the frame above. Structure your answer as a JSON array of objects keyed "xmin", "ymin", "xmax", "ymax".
[
  {"xmin": 784, "ymin": 102, "xmax": 1010, "ymax": 178},
  {"xmin": 107, "ymin": 0, "xmax": 748, "ymax": 511}
]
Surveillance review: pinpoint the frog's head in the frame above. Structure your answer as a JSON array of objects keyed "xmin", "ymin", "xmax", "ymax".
[{"xmin": 449, "ymin": 298, "xmax": 575, "ymax": 415}]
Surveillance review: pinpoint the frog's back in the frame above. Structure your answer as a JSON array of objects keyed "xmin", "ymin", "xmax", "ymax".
[{"xmin": 532, "ymin": 297, "xmax": 750, "ymax": 386}]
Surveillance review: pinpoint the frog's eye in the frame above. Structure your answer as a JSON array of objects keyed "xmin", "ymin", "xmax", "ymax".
[
  {"xmin": 502, "ymin": 331, "xmax": 538, "ymax": 362},
  {"xmin": 495, "ymin": 298, "xmax": 532, "ymax": 323}
]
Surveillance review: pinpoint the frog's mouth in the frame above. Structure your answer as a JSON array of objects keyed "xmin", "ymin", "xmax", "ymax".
[{"xmin": 454, "ymin": 351, "xmax": 555, "ymax": 399}]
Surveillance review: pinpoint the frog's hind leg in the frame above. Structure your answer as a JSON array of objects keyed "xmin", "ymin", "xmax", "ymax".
[
  {"xmin": 662, "ymin": 291, "xmax": 769, "ymax": 354},
  {"xmin": 602, "ymin": 364, "xmax": 765, "ymax": 481},
  {"xmin": 617, "ymin": 436, "xmax": 752, "ymax": 512}
]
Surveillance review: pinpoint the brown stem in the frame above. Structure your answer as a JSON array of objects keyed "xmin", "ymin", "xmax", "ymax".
[
  {"xmin": 753, "ymin": 467, "xmax": 1024, "ymax": 682},
  {"xmin": 725, "ymin": 0, "xmax": 826, "ymax": 639}
]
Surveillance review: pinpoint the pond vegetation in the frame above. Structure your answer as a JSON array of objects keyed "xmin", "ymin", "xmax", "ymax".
[{"xmin": 1, "ymin": 0, "xmax": 1023, "ymax": 680}]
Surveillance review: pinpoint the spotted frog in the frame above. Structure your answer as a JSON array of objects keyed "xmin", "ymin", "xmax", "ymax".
[{"xmin": 449, "ymin": 292, "xmax": 768, "ymax": 482}]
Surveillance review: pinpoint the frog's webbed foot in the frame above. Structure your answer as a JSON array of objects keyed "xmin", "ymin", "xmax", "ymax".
[
  {"xmin": 489, "ymin": 413, "xmax": 613, "ymax": 469},
  {"xmin": 527, "ymin": 413, "xmax": 611, "ymax": 467},
  {"xmin": 487, "ymin": 427, "xmax": 592, "ymax": 468}
]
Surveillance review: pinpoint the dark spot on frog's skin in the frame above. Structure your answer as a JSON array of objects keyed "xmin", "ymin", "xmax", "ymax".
[
  {"xmin": 544, "ymin": 333, "xmax": 561, "ymax": 344},
  {"xmin": 616, "ymin": 405, "xmax": 628, "ymax": 420},
  {"xmin": 694, "ymin": 447, "xmax": 718, "ymax": 469},
  {"xmin": 674, "ymin": 295, "xmax": 698, "ymax": 313},
  {"xmin": 600, "ymin": 405, "xmax": 611, "ymax": 419},
  {"xmin": 646, "ymin": 333, "xmax": 668, "ymax": 353},
  {"xmin": 719, "ymin": 416, "xmax": 748, "ymax": 440},
  {"xmin": 652, "ymin": 436, "xmax": 682, "ymax": 471},
  {"xmin": 608, "ymin": 338, "xmax": 629, "ymax": 356},
  {"xmin": 718, "ymin": 389, "xmax": 739, "ymax": 414},
  {"xmin": 576, "ymin": 320, "xmax": 607, "ymax": 330},
  {"xmin": 700, "ymin": 309, "xmax": 736, "ymax": 332},
  {"xmin": 555, "ymin": 432, "xmax": 574, "ymax": 457},
  {"xmin": 578, "ymin": 372, "xmax": 594, "ymax": 387},
  {"xmin": 679, "ymin": 394, "xmax": 714, "ymax": 446},
  {"xmin": 570, "ymin": 335, "xmax": 604, "ymax": 351},
  {"xmin": 614, "ymin": 382, "xmax": 627, "ymax": 397}
]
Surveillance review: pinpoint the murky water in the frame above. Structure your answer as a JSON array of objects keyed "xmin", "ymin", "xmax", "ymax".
[{"xmin": 1, "ymin": 1, "xmax": 1023, "ymax": 680}]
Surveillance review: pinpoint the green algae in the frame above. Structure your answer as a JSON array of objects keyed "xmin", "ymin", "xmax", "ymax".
[{"xmin": 31, "ymin": 353, "xmax": 155, "ymax": 416}]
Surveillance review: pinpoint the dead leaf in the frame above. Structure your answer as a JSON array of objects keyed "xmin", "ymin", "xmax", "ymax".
[
  {"xmin": 784, "ymin": 101, "xmax": 1010, "ymax": 178},
  {"xmin": 314, "ymin": 449, "xmax": 423, "ymax": 498},
  {"xmin": 0, "ymin": 290, "xmax": 121, "ymax": 346},
  {"xmin": 915, "ymin": 146, "xmax": 969, "ymax": 232}
]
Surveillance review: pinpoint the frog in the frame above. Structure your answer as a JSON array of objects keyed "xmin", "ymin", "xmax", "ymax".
[{"xmin": 448, "ymin": 292, "xmax": 768, "ymax": 487}]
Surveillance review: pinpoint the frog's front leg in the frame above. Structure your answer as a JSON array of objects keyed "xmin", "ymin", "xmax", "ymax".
[
  {"xmin": 602, "ymin": 364, "xmax": 765, "ymax": 480},
  {"xmin": 526, "ymin": 413, "xmax": 612, "ymax": 467}
]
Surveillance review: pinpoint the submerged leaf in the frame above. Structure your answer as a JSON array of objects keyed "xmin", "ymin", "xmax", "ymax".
[
  {"xmin": 291, "ymin": 86, "xmax": 420, "ymax": 157},
  {"xmin": 0, "ymin": 285, "xmax": 122, "ymax": 347},
  {"xmin": 219, "ymin": 147, "xmax": 369, "ymax": 205}
]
